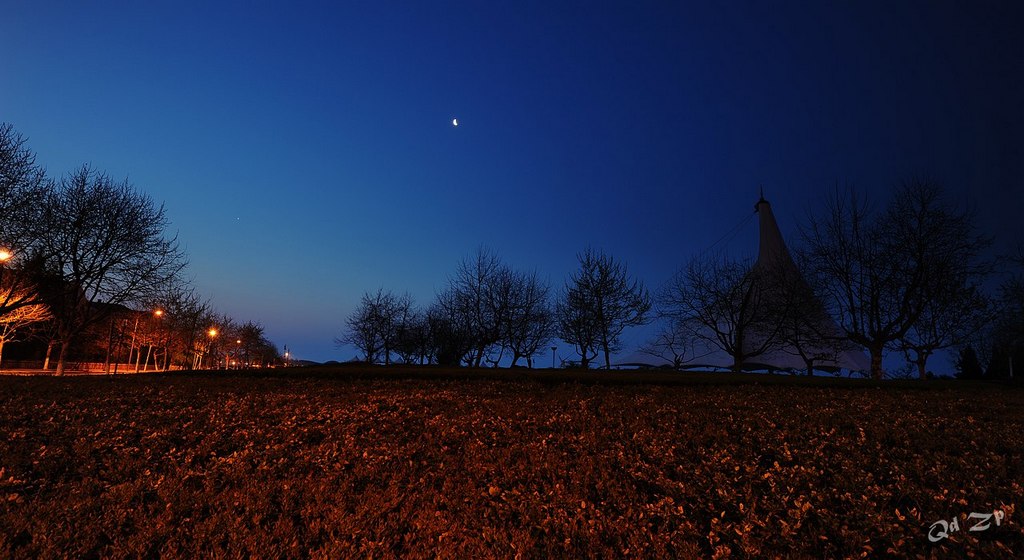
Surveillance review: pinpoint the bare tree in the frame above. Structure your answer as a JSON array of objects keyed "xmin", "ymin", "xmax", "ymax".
[
  {"xmin": 638, "ymin": 319, "xmax": 695, "ymax": 369},
  {"xmin": 0, "ymin": 286, "xmax": 50, "ymax": 369},
  {"xmin": 238, "ymin": 321, "xmax": 263, "ymax": 367},
  {"xmin": 0, "ymin": 124, "xmax": 49, "ymax": 318},
  {"xmin": 0, "ymin": 124, "xmax": 47, "ymax": 250},
  {"xmin": 771, "ymin": 258, "xmax": 860, "ymax": 376},
  {"xmin": 231, "ymin": 320, "xmax": 279, "ymax": 367},
  {"xmin": 381, "ymin": 293, "xmax": 414, "ymax": 364},
  {"xmin": 338, "ymin": 290, "xmax": 386, "ymax": 363},
  {"xmin": 660, "ymin": 254, "xmax": 784, "ymax": 372},
  {"xmin": 157, "ymin": 285, "xmax": 213, "ymax": 370},
  {"xmin": 801, "ymin": 182, "xmax": 991, "ymax": 379},
  {"xmin": 38, "ymin": 165, "xmax": 186, "ymax": 375},
  {"xmin": 394, "ymin": 309, "xmax": 430, "ymax": 364},
  {"xmin": 426, "ymin": 294, "xmax": 475, "ymax": 366},
  {"xmin": 984, "ymin": 249, "xmax": 1024, "ymax": 378},
  {"xmin": 558, "ymin": 249, "xmax": 651, "ymax": 369},
  {"xmin": 556, "ymin": 283, "xmax": 600, "ymax": 368},
  {"xmin": 428, "ymin": 248, "xmax": 554, "ymax": 368},
  {"xmin": 144, "ymin": 282, "xmax": 211, "ymax": 370},
  {"xmin": 202, "ymin": 314, "xmax": 237, "ymax": 370},
  {"xmin": 124, "ymin": 308, "xmax": 167, "ymax": 373},
  {"xmin": 446, "ymin": 247, "xmax": 505, "ymax": 367},
  {"xmin": 898, "ymin": 284, "xmax": 992, "ymax": 379},
  {"xmin": 337, "ymin": 289, "xmax": 412, "ymax": 364},
  {"xmin": 190, "ymin": 311, "xmax": 221, "ymax": 370},
  {"xmin": 502, "ymin": 270, "xmax": 553, "ymax": 368}
]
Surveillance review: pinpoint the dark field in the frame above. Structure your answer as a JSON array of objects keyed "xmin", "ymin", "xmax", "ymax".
[{"xmin": 1, "ymin": 369, "xmax": 1021, "ymax": 559}]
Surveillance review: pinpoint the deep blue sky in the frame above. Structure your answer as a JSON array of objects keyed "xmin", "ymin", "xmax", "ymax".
[{"xmin": 3, "ymin": 1, "xmax": 1022, "ymax": 366}]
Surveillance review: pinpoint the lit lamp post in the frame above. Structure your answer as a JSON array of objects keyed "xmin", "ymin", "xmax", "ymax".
[
  {"xmin": 207, "ymin": 328, "xmax": 218, "ymax": 369},
  {"xmin": 0, "ymin": 249, "xmax": 11, "ymax": 372},
  {"xmin": 152, "ymin": 310, "xmax": 165, "ymax": 371},
  {"xmin": 136, "ymin": 308, "xmax": 166, "ymax": 373},
  {"xmin": 0, "ymin": 250, "xmax": 11, "ymax": 298}
]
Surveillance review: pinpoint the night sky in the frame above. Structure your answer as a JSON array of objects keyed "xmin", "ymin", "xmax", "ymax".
[{"xmin": 3, "ymin": 2, "xmax": 1021, "ymax": 365}]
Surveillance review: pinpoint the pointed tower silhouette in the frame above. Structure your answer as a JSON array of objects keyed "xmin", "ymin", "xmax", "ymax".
[{"xmin": 749, "ymin": 194, "xmax": 868, "ymax": 373}]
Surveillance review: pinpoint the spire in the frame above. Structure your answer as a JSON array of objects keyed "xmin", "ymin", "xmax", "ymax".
[
  {"xmin": 754, "ymin": 194, "xmax": 797, "ymax": 273},
  {"xmin": 754, "ymin": 185, "xmax": 767, "ymax": 212}
]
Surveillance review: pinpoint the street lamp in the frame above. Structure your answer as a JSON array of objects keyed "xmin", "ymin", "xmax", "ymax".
[
  {"xmin": 0, "ymin": 249, "xmax": 11, "ymax": 287},
  {"xmin": 0, "ymin": 249, "xmax": 11, "ymax": 281},
  {"xmin": 207, "ymin": 328, "xmax": 218, "ymax": 369},
  {"xmin": 153, "ymin": 310, "xmax": 165, "ymax": 371}
]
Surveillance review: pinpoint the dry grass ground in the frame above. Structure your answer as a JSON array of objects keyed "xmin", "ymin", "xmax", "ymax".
[{"xmin": 0, "ymin": 367, "xmax": 1021, "ymax": 558}]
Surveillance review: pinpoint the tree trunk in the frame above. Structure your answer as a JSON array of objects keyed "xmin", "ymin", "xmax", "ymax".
[
  {"xmin": 732, "ymin": 329, "xmax": 745, "ymax": 373},
  {"xmin": 730, "ymin": 350, "xmax": 743, "ymax": 373},
  {"xmin": 55, "ymin": 342, "xmax": 71, "ymax": 376},
  {"xmin": 917, "ymin": 359, "xmax": 928, "ymax": 380},
  {"xmin": 869, "ymin": 345, "xmax": 884, "ymax": 380},
  {"xmin": 104, "ymin": 320, "xmax": 115, "ymax": 374},
  {"xmin": 44, "ymin": 340, "xmax": 56, "ymax": 370}
]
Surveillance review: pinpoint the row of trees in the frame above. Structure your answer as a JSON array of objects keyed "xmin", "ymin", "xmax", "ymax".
[
  {"xmin": 646, "ymin": 181, "xmax": 1016, "ymax": 380},
  {"xmin": 340, "ymin": 182, "xmax": 1020, "ymax": 381},
  {"xmin": 0, "ymin": 123, "xmax": 280, "ymax": 373},
  {"xmin": 957, "ymin": 251, "xmax": 1024, "ymax": 380},
  {"xmin": 338, "ymin": 248, "xmax": 652, "ymax": 369}
]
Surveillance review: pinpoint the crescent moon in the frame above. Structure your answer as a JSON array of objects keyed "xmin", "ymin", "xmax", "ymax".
[{"xmin": 452, "ymin": 118, "xmax": 458, "ymax": 127}]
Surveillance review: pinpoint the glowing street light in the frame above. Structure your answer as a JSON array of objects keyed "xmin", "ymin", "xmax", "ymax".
[
  {"xmin": 0, "ymin": 249, "xmax": 12, "ymax": 283},
  {"xmin": 206, "ymin": 328, "xmax": 219, "ymax": 369},
  {"xmin": 151, "ymin": 309, "xmax": 166, "ymax": 371},
  {"xmin": 0, "ymin": 249, "xmax": 11, "ymax": 284}
]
